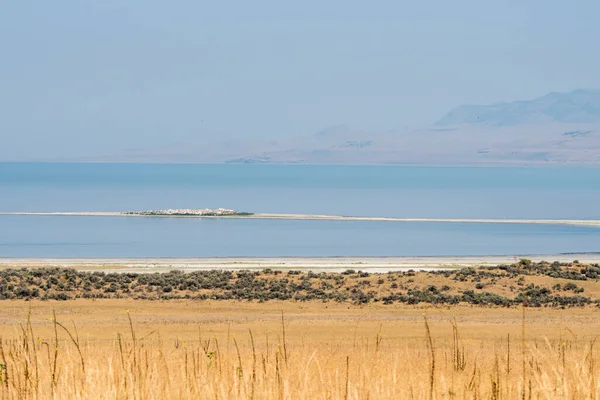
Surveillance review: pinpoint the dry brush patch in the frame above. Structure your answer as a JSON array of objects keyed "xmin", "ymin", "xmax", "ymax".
[
  {"xmin": 0, "ymin": 300, "xmax": 598, "ymax": 399},
  {"xmin": 0, "ymin": 260, "xmax": 599, "ymax": 308}
]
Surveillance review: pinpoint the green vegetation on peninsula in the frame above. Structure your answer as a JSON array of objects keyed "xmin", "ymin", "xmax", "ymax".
[{"xmin": 123, "ymin": 208, "xmax": 254, "ymax": 216}]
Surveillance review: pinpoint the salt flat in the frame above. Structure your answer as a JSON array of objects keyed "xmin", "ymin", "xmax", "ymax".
[{"xmin": 0, "ymin": 254, "xmax": 597, "ymax": 273}]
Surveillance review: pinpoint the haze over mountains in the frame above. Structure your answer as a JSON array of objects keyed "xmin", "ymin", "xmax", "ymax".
[
  {"xmin": 222, "ymin": 89, "xmax": 600, "ymax": 165},
  {"xmin": 436, "ymin": 89, "xmax": 600, "ymax": 126},
  {"xmin": 7, "ymin": 90, "xmax": 600, "ymax": 165}
]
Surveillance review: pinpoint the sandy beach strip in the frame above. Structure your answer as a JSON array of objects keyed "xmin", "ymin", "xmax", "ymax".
[
  {"xmin": 0, "ymin": 254, "xmax": 596, "ymax": 274},
  {"xmin": 2, "ymin": 211, "xmax": 600, "ymax": 227}
]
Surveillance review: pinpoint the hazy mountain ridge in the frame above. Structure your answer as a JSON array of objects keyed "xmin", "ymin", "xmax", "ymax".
[
  {"xmin": 436, "ymin": 89, "xmax": 600, "ymax": 126},
  {"xmin": 7, "ymin": 90, "xmax": 600, "ymax": 165},
  {"xmin": 222, "ymin": 90, "xmax": 600, "ymax": 165},
  {"xmin": 224, "ymin": 123, "xmax": 600, "ymax": 165}
]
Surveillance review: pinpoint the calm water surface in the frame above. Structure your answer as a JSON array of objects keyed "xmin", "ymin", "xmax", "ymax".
[{"xmin": 1, "ymin": 163, "xmax": 599, "ymax": 257}]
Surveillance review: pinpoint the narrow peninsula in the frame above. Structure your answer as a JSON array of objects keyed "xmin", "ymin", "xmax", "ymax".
[{"xmin": 1, "ymin": 209, "xmax": 600, "ymax": 228}]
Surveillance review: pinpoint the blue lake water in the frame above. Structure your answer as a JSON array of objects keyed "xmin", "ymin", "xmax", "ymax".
[{"xmin": 1, "ymin": 163, "xmax": 600, "ymax": 257}]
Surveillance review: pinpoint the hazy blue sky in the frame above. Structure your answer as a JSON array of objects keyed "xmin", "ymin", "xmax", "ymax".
[{"xmin": 1, "ymin": 1, "xmax": 600, "ymax": 159}]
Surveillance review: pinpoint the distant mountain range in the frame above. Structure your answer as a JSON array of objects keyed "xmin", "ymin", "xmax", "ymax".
[
  {"xmin": 436, "ymin": 89, "xmax": 600, "ymax": 126},
  {"xmin": 222, "ymin": 90, "xmax": 600, "ymax": 165},
  {"xmin": 15, "ymin": 89, "xmax": 600, "ymax": 165}
]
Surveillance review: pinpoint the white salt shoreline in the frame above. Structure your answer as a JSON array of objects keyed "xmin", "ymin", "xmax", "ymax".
[
  {"xmin": 1, "ymin": 211, "xmax": 600, "ymax": 227},
  {"xmin": 0, "ymin": 255, "xmax": 597, "ymax": 274}
]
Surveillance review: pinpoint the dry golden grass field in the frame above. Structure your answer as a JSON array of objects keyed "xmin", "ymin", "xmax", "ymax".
[{"xmin": 0, "ymin": 299, "xmax": 599, "ymax": 399}]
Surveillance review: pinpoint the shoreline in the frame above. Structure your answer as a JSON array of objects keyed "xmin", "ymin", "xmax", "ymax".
[
  {"xmin": 0, "ymin": 254, "xmax": 595, "ymax": 273},
  {"xmin": 2, "ymin": 211, "xmax": 600, "ymax": 227}
]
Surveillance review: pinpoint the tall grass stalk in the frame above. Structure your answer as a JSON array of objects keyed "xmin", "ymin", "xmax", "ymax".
[
  {"xmin": 521, "ymin": 302, "xmax": 526, "ymax": 400},
  {"xmin": 281, "ymin": 310, "xmax": 288, "ymax": 365},
  {"xmin": 423, "ymin": 315, "xmax": 435, "ymax": 400},
  {"xmin": 249, "ymin": 329, "xmax": 257, "ymax": 400}
]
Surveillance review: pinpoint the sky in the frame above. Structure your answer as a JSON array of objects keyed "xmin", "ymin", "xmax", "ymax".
[{"xmin": 1, "ymin": 0, "xmax": 600, "ymax": 160}]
